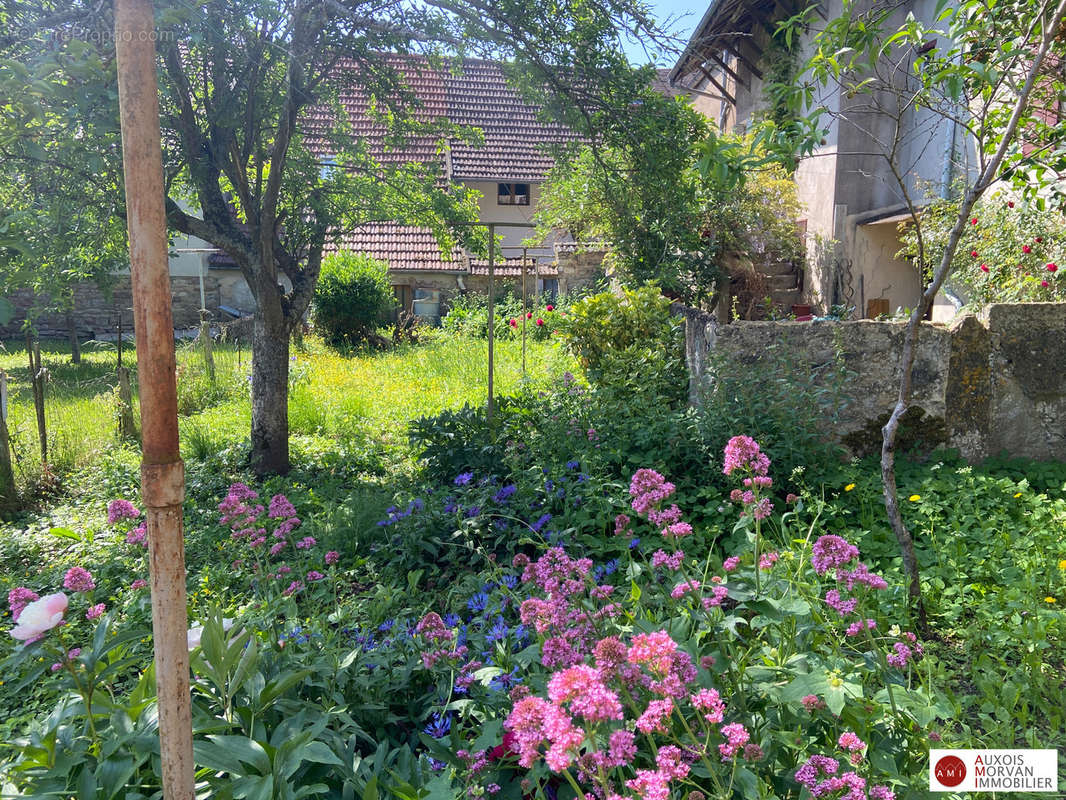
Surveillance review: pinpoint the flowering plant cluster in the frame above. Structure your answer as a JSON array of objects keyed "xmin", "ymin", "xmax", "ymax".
[{"xmin": 412, "ymin": 438, "xmax": 946, "ymax": 798}]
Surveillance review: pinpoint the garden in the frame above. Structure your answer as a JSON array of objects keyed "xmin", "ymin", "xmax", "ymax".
[{"xmin": 1, "ymin": 287, "xmax": 1063, "ymax": 799}]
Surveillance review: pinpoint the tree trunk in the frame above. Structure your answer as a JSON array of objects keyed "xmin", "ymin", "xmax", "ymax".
[
  {"xmin": 250, "ymin": 303, "xmax": 290, "ymax": 475},
  {"xmin": 66, "ymin": 309, "xmax": 81, "ymax": 365}
]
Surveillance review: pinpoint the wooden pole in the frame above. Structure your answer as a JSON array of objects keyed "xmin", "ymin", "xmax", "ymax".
[
  {"xmin": 114, "ymin": 2, "xmax": 194, "ymax": 799},
  {"xmin": 487, "ymin": 224, "xmax": 496, "ymax": 427},
  {"xmin": 199, "ymin": 309, "xmax": 216, "ymax": 383},
  {"xmin": 521, "ymin": 248, "xmax": 527, "ymax": 380},
  {"xmin": 26, "ymin": 334, "xmax": 47, "ymax": 464},
  {"xmin": 0, "ymin": 371, "xmax": 14, "ymax": 509}
]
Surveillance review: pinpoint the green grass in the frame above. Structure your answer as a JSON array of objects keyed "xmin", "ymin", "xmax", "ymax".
[{"xmin": 0, "ymin": 333, "xmax": 572, "ymax": 500}]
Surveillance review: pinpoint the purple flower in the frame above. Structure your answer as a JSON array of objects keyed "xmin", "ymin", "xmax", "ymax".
[
  {"xmin": 268, "ymin": 494, "xmax": 297, "ymax": 519},
  {"xmin": 722, "ymin": 435, "xmax": 770, "ymax": 477},
  {"xmin": 454, "ymin": 472, "xmax": 474, "ymax": 486},
  {"xmin": 130, "ymin": 579, "xmax": 148, "ymax": 590},
  {"xmin": 85, "ymin": 603, "xmax": 106, "ymax": 621},
  {"xmin": 7, "ymin": 587, "xmax": 40, "ymax": 622},
  {"xmin": 324, "ymin": 550, "xmax": 340, "ymax": 565},
  {"xmin": 306, "ymin": 570, "xmax": 325, "ymax": 582},
  {"xmin": 62, "ymin": 568, "xmax": 96, "ymax": 593},
  {"xmin": 811, "ymin": 535, "xmax": 860, "ymax": 575},
  {"xmin": 107, "ymin": 499, "xmax": 141, "ymax": 524}
]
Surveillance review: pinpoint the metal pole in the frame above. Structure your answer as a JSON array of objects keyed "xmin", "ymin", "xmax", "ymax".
[
  {"xmin": 114, "ymin": 2, "xmax": 194, "ymax": 799},
  {"xmin": 487, "ymin": 224, "xmax": 495, "ymax": 426},
  {"xmin": 521, "ymin": 248, "xmax": 527, "ymax": 379}
]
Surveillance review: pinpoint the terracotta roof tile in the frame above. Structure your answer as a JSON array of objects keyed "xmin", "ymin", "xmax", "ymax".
[{"xmin": 331, "ymin": 223, "xmax": 466, "ymax": 272}]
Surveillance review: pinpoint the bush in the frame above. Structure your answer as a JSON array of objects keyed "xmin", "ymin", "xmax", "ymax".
[
  {"xmin": 441, "ymin": 289, "xmax": 567, "ymax": 342},
  {"xmin": 559, "ymin": 285, "xmax": 687, "ymax": 405},
  {"xmin": 312, "ymin": 251, "xmax": 396, "ymax": 344}
]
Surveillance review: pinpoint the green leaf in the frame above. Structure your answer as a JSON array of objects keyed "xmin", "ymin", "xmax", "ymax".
[
  {"xmin": 299, "ymin": 741, "xmax": 345, "ymax": 768},
  {"xmin": 47, "ymin": 526, "xmax": 81, "ymax": 541}
]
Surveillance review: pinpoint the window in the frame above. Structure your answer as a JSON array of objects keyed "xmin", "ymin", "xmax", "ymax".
[{"xmin": 497, "ymin": 183, "xmax": 530, "ymax": 206}]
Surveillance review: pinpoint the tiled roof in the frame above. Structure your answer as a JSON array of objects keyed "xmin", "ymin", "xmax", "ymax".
[
  {"xmin": 468, "ymin": 256, "xmax": 559, "ymax": 277},
  {"xmin": 331, "ymin": 223, "xmax": 467, "ymax": 272},
  {"xmin": 307, "ymin": 56, "xmax": 579, "ymax": 182}
]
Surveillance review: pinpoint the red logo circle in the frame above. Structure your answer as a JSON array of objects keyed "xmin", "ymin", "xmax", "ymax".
[{"xmin": 934, "ymin": 755, "xmax": 967, "ymax": 787}]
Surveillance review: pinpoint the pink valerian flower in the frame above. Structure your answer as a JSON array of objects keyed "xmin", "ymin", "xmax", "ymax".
[
  {"xmin": 593, "ymin": 636, "xmax": 628, "ymax": 675},
  {"xmin": 627, "ymin": 769, "xmax": 671, "ymax": 800},
  {"xmin": 652, "ymin": 549, "xmax": 684, "ymax": 570},
  {"xmin": 801, "ymin": 694, "xmax": 825, "ymax": 711},
  {"xmin": 7, "ymin": 587, "xmax": 39, "ymax": 622},
  {"xmin": 718, "ymin": 723, "xmax": 750, "ymax": 760},
  {"xmin": 85, "ymin": 603, "xmax": 106, "ymax": 621},
  {"xmin": 702, "ymin": 585, "xmax": 729, "ymax": 609},
  {"xmin": 758, "ymin": 551, "xmax": 779, "ymax": 570},
  {"xmin": 107, "ymin": 499, "xmax": 141, "ymax": 524},
  {"xmin": 838, "ymin": 731, "xmax": 866, "ymax": 753},
  {"xmin": 723, "ymin": 556, "xmax": 740, "ymax": 572},
  {"xmin": 743, "ymin": 743, "xmax": 764, "ymax": 761},
  {"xmin": 743, "ymin": 475, "xmax": 773, "ymax": 489},
  {"xmin": 504, "ymin": 696, "xmax": 583, "ymax": 770},
  {"xmin": 614, "ymin": 513, "xmax": 631, "ymax": 535},
  {"xmin": 249, "ymin": 535, "xmax": 266, "ymax": 548},
  {"xmin": 607, "ymin": 729, "xmax": 637, "ymax": 766},
  {"xmin": 837, "ymin": 562, "xmax": 888, "ymax": 591},
  {"xmin": 541, "ymin": 636, "xmax": 583, "ymax": 669},
  {"xmin": 635, "ymin": 698, "xmax": 674, "ymax": 733},
  {"xmin": 870, "ymin": 785, "xmax": 896, "ymax": 800},
  {"xmin": 218, "ymin": 483, "xmax": 263, "ymax": 528},
  {"xmin": 722, "ymin": 435, "xmax": 770, "ymax": 477},
  {"xmin": 648, "ymin": 504, "xmax": 682, "ymax": 528},
  {"xmin": 887, "ymin": 642, "xmax": 913, "ymax": 668},
  {"xmin": 661, "ymin": 521, "xmax": 693, "ymax": 538},
  {"xmin": 795, "ymin": 754, "xmax": 840, "ymax": 791},
  {"xmin": 306, "ymin": 570, "xmax": 325, "ymax": 582},
  {"xmin": 627, "ymin": 631, "xmax": 678, "ymax": 673},
  {"xmin": 268, "ymin": 494, "xmax": 296, "ymax": 519},
  {"xmin": 547, "ymin": 665, "xmax": 623, "ymax": 722},
  {"xmin": 126, "ymin": 523, "xmax": 147, "ymax": 546},
  {"xmin": 282, "ymin": 580, "xmax": 304, "ymax": 597},
  {"xmin": 294, "ymin": 536, "xmax": 316, "ymax": 550},
  {"xmin": 825, "ymin": 589, "xmax": 858, "ymax": 616},
  {"xmin": 130, "ymin": 579, "xmax": 148, "ymax": 591},
  {"xmin": 416, "ymin": 612, "xmax": 454, "ymax": 642},
  {"xmin": 750, "ymin": 498, "xmax": 774, "ymax": 520},
  {"xmin": 274, "ymin": 518, "xmax": 301, "ymax": 538},
  {"xmin": 691, "ymin": 688, "xmax": 725, "ymax": 723},
  {"xmin": 700, "ymin": 655, "xmax": 715, "ymax": 669},
  {"xmin": 629, "ymin": 469, "xmax": 676, "ymax": 517},
  {"xmin": 512, "ymin": 553, "xmax": 531, "ymax": 569},
  {"xmin": 786, "ymin": 493, "xmax": 800, "ymax": 503},
  {"xmin": 670, "ymin": 580, "xmax": 700, "ymax": 599},
  {"xmin": 656, "ymin": 745, "xmax": 690, "ymax": 780},
  {"xmin": 845, "ymin": 619, "xmax": 876, "ymax": 636},
  {"xmin": 62, "ymin": 567, "xmax": 96, "ymax": 593},
  {"xmin": 269, "ymin": 542, "xmax": 286, "ymax": 557},
  {"xmin": 521, "ymin": 547, "xmax": 592, "ymax": 595},
  {"xmin": 811, "ymin": 535, "xmax": 860, "ymax": 574},
  {"xmin": 276, "ymin": 565, "xmax": 292, "ymax": 575},
  {"xmin": 324, "ymin": 550, "xmax": 340, "ymax": 565}
]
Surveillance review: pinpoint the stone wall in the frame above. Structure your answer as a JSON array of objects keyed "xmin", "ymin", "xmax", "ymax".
[
  {"xmin": 0, "ymin": 276, "xmax": 221, "ymax": 339},
  {"xmin": 681, "ymin": 303, "xmax": 1066, "ymax": 462}
]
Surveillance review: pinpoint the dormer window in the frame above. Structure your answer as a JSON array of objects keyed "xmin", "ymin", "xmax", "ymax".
[{"xmin": 498, "ymin": 183, "xmax": 530, "ymax": 205}]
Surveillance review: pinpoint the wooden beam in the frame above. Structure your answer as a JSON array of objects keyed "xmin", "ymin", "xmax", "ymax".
[
  {"xmin": 697, "ymin": 63, "xmax": 735, "ymax": 106},
  {"xmin": 706, "ymin": 49, "xmax": 749, "ymax": 91},
  {"xmin": 727, "ymin": 39, "xmax": 765, "ymax": 80}
]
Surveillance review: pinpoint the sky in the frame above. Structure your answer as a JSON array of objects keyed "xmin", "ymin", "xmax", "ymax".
[{"xmin": 620, "ymin": 0, "xmax": 704, "ymax": 67}]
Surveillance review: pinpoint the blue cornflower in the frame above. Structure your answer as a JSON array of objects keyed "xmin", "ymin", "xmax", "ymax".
[
  {"xmin": 489, "ymin": 667, "xmax": 521, "ymax": 692},
  {"xmin": 386, "ymin": 505, "xmax": 398, "ymax": 514},
  {"xmin": 442, "ymin": 613, "xmax": 460, "ymax": 628},
  {"xmin": 629, "ymin": 537, "xmax": 641, "ymax": 550},
  {"xmin": 556, "ymin": 488, "xmax": 566, "ymax": 499},
  {"xmin": 486, "ymin": 616, "xmax": 510, "ymax": 644},
  {"xmin": 481, "ymin": 582, "xmax": 495, "ymax": 593},
  {"xmin": 467, "ymin": 592, "xmax": 489, "ymax": 613},
  {"xmin": 512, "ymin": 624, "xmax": 529, "ymax": 648},
  {"xmin": 423, "ymin": 712, "xmax": 452, "ymax": 739},
  {"xmin": 454, "ymin": 472, "xmax": 474, "ymax": 486},
  {"xmin": 573, "ymin": 496, "xmax": 582, "ymax": 506},
  {"xmin": 530, "ymin": 513, "xmax": 551, "ymax": 533},
  {"xmin": 576, "ymin": 473, "xmax": 589, "ymax": 483},
  {"xmin": 566, "ymin": 460, "xmax": 580, "ymax": 470},
  {"xmin": 410, "ymin": 498, "xmax": 425, "ymax": 512},
  {"xmin": 500, "ymin": 574, "xmax": 519, "ymax": 589},
  {"xmin": 493, "ymin": 519, "xmax": 510, "ymax": 531},
  {"xmin": 465, "ymin": 506, "xmax": 481, "ymax": 518},
  {"xmin": 378, "ymin": 619, "xmax": 394, "ymax": 633},
  {"xmin": 443, "ymin": 498, "xmax": 457, "ymax": 513},
  {"xmin": 545, "ymin": 479, "xmax": 554, "ymax": 492},
  {"xmin": 429, "ymin": 757, "xmax": 446, "ymax": 771},
  {"xmin": 493, "ymin": 484, "xmax": 518, "ymax": 503},
  {"xmin": 603, "ymin": 558, "xmax": 620, "ymax": 575}
]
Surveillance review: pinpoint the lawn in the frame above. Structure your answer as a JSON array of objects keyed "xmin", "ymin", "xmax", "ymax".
[{"xmin": 0, "ymin": 322, "xmax": 1063, "ymax": 799}]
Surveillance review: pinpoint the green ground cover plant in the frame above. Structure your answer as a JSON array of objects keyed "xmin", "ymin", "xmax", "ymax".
[{"xmin": 0, "ymin": 317, "xmax": 1063, "ymax": 798}]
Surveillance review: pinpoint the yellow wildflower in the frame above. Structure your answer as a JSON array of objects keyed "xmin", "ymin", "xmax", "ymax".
[
  {"xmin": 845, "ymin": 483, "xmax": 856, "ymax": 492},
  {"xmin": 1014, "ymin": 492, "xmax": 1023, "ymax": 498},
  {"xmin": 908, "ymin": 494, "xmax": 921, "ymax": 502},
  {"xmin": 1045, "ymin": 597, "xmax": 1057, "ymax": 604},
  {"xmin": 1057, "ymin": 559, "xmax": 1066, "ymax": 571}
]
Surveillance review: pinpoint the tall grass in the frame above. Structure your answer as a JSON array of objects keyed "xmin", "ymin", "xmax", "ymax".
[{"xmin": 0, "ymin": 332, "xmax": 572, "ymax": 498}]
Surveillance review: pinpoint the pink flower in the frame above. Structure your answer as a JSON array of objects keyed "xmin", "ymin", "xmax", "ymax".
[
  {"xmin": 825, "ymin": 589, "xmax": 858, "ymax": 616},
  {"xmin": 7, "ymin": 587, "xmax": 39, "ymax": 622},
  {"xmin": 801, "ymin": 694, "xmax": 825, "ymax": 711},
  {"xmin": 691, "ymin": 688, "xmax": 725, "ymax": 723},
  {"xmin": 627, "ymin": 769, "xmax": 671, "ymax": 800},
  {"xmin": 718, "ymin": 723, "xmax": 750, "ymax": 760},
  {"xmin": 85, "ymin": 603, "xmax": 106, "ymax": 621},
  {"xmin": 980, "ymin": 263, "xmax": 989, "ymax": 272},
  {"xmin": 107, "ymin": 499, "xmax": 141, "ymax": 524},
  {"xmin": 269, "ymin": 542, "xmax": 286, "ymax": 557},
  {"xmin": 970, "ymin": 249, "xmax": 979, "ymax": 258},
  {"xmin": 10, "ymin": 593, "xmax": 68, "ymax": 640},
  {"xmin": 125, "ymin": 523, "xmax": 147, "ymax": 546},
  {"xmin": 656, "ymin": 745, "xmax": 690, "ymax": 779},
  {"xmin": 970, "ymin": 217, "xmax": 978, "ymax": 225},
  {"xmin": 811, "ymin": 535, "xmax": 859, "ymax": 574},
  {"xmin": 722, "ymin": 435, "xmax": 770, "ymax": 477},
  {"xmin": 546, "ymin": 304, "xmax": 555, "ymax": 312},
  {"xmin": 887, "ymin": 642, "xmax": 912, "ymax": 668},
  {"xmin": 627, "ymin": 631, "xmax": 677, "ymax": 673},
  {"xmin": 130, "ymin": 579, "xmax": 148, "ymax": 591},
  {"xmin": 870, "ymin": 787, "xmax": 896, "ymax": 800},
  {"xmin": 758, "ymin": 551, "xmax": 779, "ymax": 570},
  {"xmin": 662, "ymin": 521, "xmax": 693, "ymax": 538},
  {"xmin": 1042, "ymin": 280, "xmax": 1050, "ymax": 287},
  {"xmin": 509, "ymin": 318, "xmax": 517, "ymax": 328},
  {"xmin": 536, "ymin": 318, "xmax": 544, "ymax": 327},
  {"xmin": 723, "ymin": 556, "xmax": 740, "ymax": 572},
  {"xmin": 614, "ymin": 513, "xmax": 631, "ymax": 535},
  {"xmin": 845, "ymin": 618, "xmax": 876, "ymax": 636},
  {"xmin": 268, "ymin": 494, "xmax": 297, "ymax": 519},
  {"xmin": 324, "ymin": 550, "xmax": 340, "ymax": 565},
  {"xmin": 651, "ymin": 549, "xmax": 684, "ymax": 570},
  {"xmin": 62, "ymin": 567, "xmax": 96, "ymax": 593},
  {"xmin": 282, "ymin": 580, "xmax": 304, "ymax": 597},
  {"xmin": 702, "ymin": 585, "xmax": 729, "ymax": 608},
  {"xmin": 295, "ymin": 536, "xmax": 316, "ymax": 549},
  {"xmin": 670, "ymin": 580, "xmax": 700, "ymax": 599},
  {"xmin": 635, "ymin": 698, "xmax": 674, "ymax": 733},
  {"xmin": 1047, "ymin": 262, "xmax": 1058, "ymax": 272},
  {"xmin": 795, "ymin": 755, "xmax": 840, "ymax": 791},
  {"xmin": 607, "ymin": 729, "xmax": 636, "ymax": 766},
  {"xmin": 547, "ymin": 665, "xmax": 623, "ymax": 722},
  {"xmin": 526, "ymin": 311, "xmax": 533, "ymax": 319},
  {"xmin": 1023, "ymin": 244, "xmax": 1032, "ymax": 254},
  {"xmin": 306, "ymin": 570, "xmax": 325, "ymax": 582},
  {"xmin": 838, "ymin": 731, "xmax": 866, "ymax": 752},
  {"xmin": 416, "ymin": 612, "xmax": 453, "ymax": 642}
]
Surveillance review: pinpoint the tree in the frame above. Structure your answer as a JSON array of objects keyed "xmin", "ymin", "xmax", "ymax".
[
  {"xmin": 1, "ymin": 0, "xmax": 674, "ymax": 475},
  {"xmin": 802, "ymin": 0, "xmax": 1066, "ymax": 627}
]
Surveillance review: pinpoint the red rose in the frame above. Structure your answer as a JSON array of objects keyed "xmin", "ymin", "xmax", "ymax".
[
  {"xmin": 1036, "ymin": 237, "xmax": 1043, "ymax": 243},
  {"xmin": 1048, "ymin": 263, "xmax": 1058, "ymax": 272},
  {"xmin": 1023, "ymin": 245, "xmax": 1032, "ymax": 254},
  {"xmin": 508, "ymin": 318, "xmax": 517, "ymax": 327},
  {"xmin": 1008, "ymin": 201, "xmax": 1015, "ymax": 208},
  {"xmin": 526, "ymin": 312, "xmax": 533, "ymax": 319},
  {"xmin": 979, "ymin": 263, "xmax": 989, "ymax": 272},
  {"xmin": 971, "ymin": 217, "xmax": 978, "ymax": 225},
  {"xmin": 970, "ymin": 250, "xmax": 979, "ymax": 258},
  {"xmin": 535, "ymin": 318, "xmax": 544, "ymax": 326},
  {"xmin": 1041, "ymin": 280, "xmax": 1050, "ymax": 287}
]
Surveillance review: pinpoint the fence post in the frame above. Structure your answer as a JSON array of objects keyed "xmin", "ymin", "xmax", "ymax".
[
  {"xmin": 25, "ymin": 335, "xmax": 47, "ymax": 465},
  {"xmin": 0, "ymin": 371, "xmax": 14, "ymax": 509},
  {"xmin": 199, "ymin": 308, "xmax": 216, "ymax": 382},
  {"xmin": 117, "ymin": 366, "xmax": 138, "ymax": 441}
]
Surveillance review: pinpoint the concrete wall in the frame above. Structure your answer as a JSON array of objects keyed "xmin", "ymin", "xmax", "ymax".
[
  {"xmin": 680, "ymin": 303, "xmax": 1066, "ymax": 462},
  {"xmin": 0, "ymin": 276, "xmax": 222, "ymax": 339}
]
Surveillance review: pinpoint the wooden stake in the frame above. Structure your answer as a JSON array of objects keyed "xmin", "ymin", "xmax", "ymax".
[
  {"xmin": 117, "ymin": 366, "xmax": 138, "ymax": 441},
  {"xmin": 200, "ymin": 309, "xmax": 215, "ymax": 382},
  {"xmin": 114, "ymin": 1, "xmax": 194, "ymax": 798},
  {"xmin": 0, "ymin": 371, "xmax": 14, "ymax": 509},
  {"xmin": 26, "ymin": 335, "xmax": 47, "ymax": 464}
]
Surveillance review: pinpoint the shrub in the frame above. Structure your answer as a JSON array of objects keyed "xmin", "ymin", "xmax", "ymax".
[
  {"xmin": 559, "ymin": 285, "xmax": 687, "ymax": 405},
  {"xmin": 441, "ymin": 289, "xmax": 568, "ymax": 342},
  {"xmin": 312, "ymin": 251, "xmax": 396, "ymax": 344}
]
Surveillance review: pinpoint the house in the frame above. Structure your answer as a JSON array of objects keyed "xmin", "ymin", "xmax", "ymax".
[
  {"xmin": 174, "ymin": 57, "xmax": 606, "ymax": 325},
  {"xmin": 668, "ymin": 0, "xmax": 963, "ymax": 320}
]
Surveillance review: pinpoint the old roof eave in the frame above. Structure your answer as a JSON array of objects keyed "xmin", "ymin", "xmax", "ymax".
[{"xmin": 668, "ymin": 0, "xmax": 730, "ymax": 86}]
